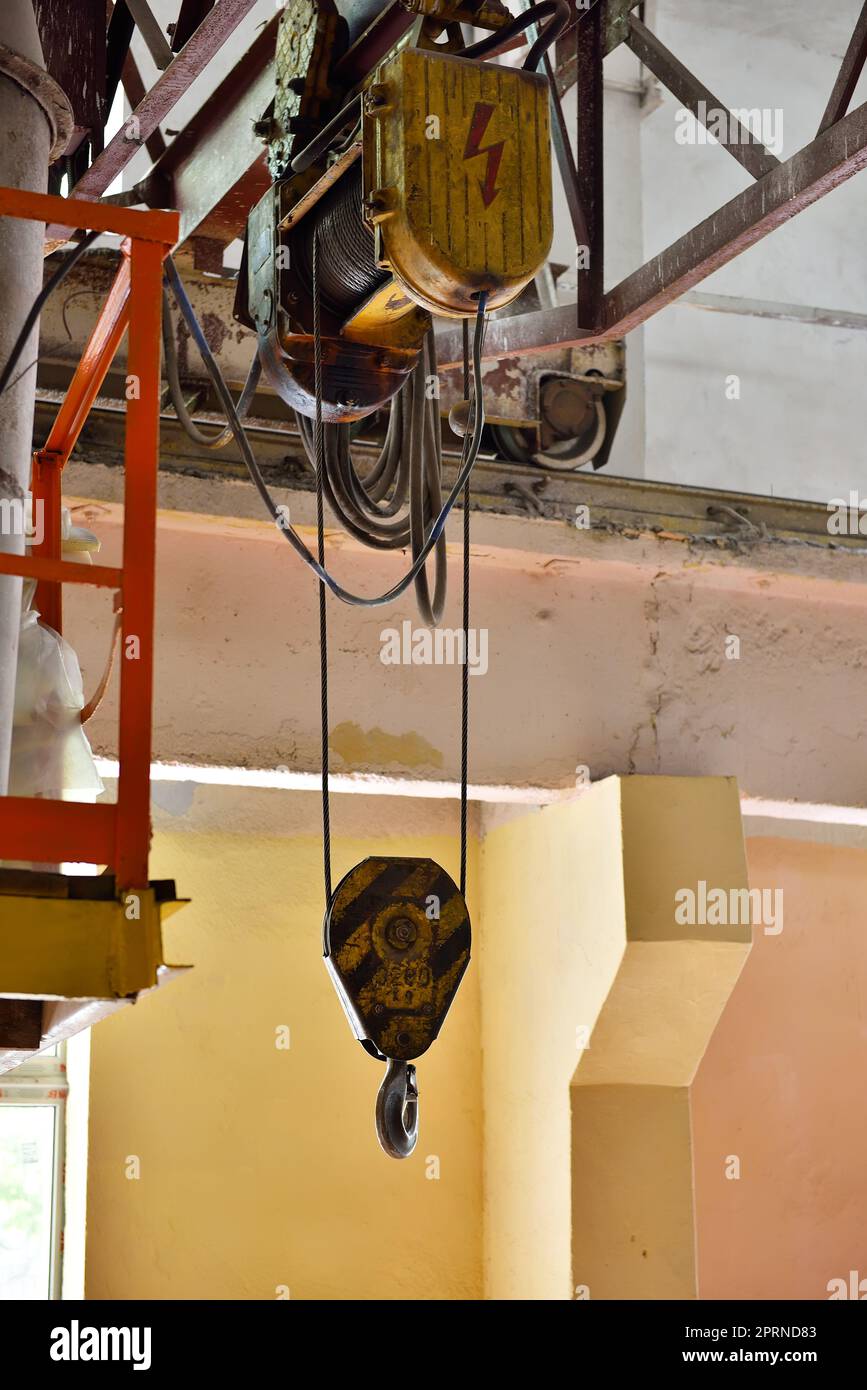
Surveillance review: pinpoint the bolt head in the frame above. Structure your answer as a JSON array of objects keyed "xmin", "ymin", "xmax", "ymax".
[{"xmin": 386, "ymin": 916, "xmax": 418, "ymax": 949}]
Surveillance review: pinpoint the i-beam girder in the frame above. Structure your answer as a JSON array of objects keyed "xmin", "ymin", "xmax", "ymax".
[{"xmin": 53, "ymin": 0, "xmax": 867, "ymax": 367}]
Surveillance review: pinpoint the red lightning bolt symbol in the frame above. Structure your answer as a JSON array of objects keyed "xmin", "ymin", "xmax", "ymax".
[{"xmin": 463, "ymin": 102, "xmax": 506, "ymax": 209}]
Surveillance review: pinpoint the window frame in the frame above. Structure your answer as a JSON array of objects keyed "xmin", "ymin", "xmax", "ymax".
[{"xmin": 0, "ymin": 1044, "xmax": 68, "ymax": 1300}]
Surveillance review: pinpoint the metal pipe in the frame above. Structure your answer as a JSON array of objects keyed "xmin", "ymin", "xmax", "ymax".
[{"xmin": 0, "ymin": 1, "xmax": 65, "ymax": 795}]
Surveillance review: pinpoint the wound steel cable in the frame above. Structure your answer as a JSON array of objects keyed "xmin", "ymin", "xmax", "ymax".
[
  {"xmin": 460, "ymin": 318, "xmax": 471, "ymax": 896},
  {"xmin": 312, "ymin": 228, "xmax": 332, "ymax": 904}
]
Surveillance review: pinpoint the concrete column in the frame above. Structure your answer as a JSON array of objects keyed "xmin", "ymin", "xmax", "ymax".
[
  {"xmin": 0, "ymin": 1, "xmax": 53, "ymax": 793},
  {"xmin": 479, "ymin": 774, "xmax": 751, "ymax": 1299}
]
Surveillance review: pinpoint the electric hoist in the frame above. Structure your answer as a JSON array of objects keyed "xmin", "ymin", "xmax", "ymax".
[{"xmin": 227, "ymin": 0, "xmax": 560, "ymax": 1157}]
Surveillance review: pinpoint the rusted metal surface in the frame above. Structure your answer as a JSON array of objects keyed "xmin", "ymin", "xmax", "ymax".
[
  {"xmin": 34, "ymin": 0, "xmax": 106, "ymax": 143},
  {"xmin": 817, "ymin": 0, "xmax": 867, "ymax": 134},
  {"xmin": 575, "ymin": 0, "xmax": 603, "ymax": 328},
  {"xmin": 49, "ymin": 0, "xmax": 259, "ymax": 240},
  {"xmin": 121, "ymin": 51, "xmax": 166, "ymax": 163},
  {"xmin": 555, "ymin": 0, "xmax": 639, "ymax": 95},
  {"xmin": 0, "ymin": 1000, "xmax": 42, "ymax": 1049},
  {"xmin": 437, "ymin": 303, "xmax": 581, "ymax": 365},
  {"xmin": 277, "ymin": 143, "xmax": 362, "ymax": 230},
  {"xmin": 36, "ymin": 248, "xmax": 259, "ymax": 390},
  {"xmin": 437, "ymin": 341, "xmax": 623, "ymax": 422},
  {"xmin": 625, "ymin": 14, "xmax": 779, "ymax": 180},
  {"xmin": 138, "ymin": 12, "xmax": 280, "ymax": 246}
]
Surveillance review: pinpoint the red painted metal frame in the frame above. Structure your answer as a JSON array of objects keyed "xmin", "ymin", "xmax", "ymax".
[
  {"xmin": 0, "ymin": 189, "xmax": 179, "ymax": 889},
  {"xmin": 33, "ymin": 240, "xmax": 132, "ymax": 632}
]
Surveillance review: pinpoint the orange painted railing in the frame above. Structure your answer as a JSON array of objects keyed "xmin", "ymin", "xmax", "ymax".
[{"xmin": 0, "ymin": 189, "xmax": 179, "ymax": 889}]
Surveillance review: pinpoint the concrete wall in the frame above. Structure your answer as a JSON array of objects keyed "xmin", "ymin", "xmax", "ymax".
[
  {"xmin": 82, "ymin": 775, "xmax": 867, "ymax": 1301},
  {"xmin": 61, "ymin": 495, "xmax": 867, "ymax": 811},
  {"xmin": 478, "ymin": 781, "xmax": 627, "ymax": 1300},
  {"xmin": 85, "ymin": 787, "xmax": 482, "ymax": 1300},
  {"xmin": 478, "ymin": 775, "xmax": 750, "ymax": 1302},
  {"xmin": 641, "ymin": 0, "xmax": 867, "ymax": 501},
  {"xmin": 693, "ymin": 833, "xmax": 867, "ymax": 1300}
]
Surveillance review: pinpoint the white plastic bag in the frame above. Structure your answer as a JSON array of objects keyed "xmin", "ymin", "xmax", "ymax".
[{"xmin": 8, "ymin": 498, "xmax": 103, "ymax": 802}]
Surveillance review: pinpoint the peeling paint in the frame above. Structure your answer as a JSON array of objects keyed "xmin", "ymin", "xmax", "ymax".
[{"xmin": 329, "ymin": 722, "xmax": 444, "ymax": 772}]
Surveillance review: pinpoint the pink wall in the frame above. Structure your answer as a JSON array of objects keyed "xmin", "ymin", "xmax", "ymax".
[{"xmin": 693, "ymin": 836, "xmax": 867, "ymax": 1300}]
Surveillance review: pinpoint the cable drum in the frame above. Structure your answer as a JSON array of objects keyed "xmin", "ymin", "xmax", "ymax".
[
  {"xmin": 291, "ymin": 166, "xmax": 448, "ymax": 622},
  {"xmin": 297, "ymin": 165, "xmax": 388, "ymax": 317}
]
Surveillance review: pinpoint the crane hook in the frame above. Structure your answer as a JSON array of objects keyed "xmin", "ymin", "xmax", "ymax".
[{"xmin": 375, "ymin": 1057, "xmax": 419, "ymax": 1159}]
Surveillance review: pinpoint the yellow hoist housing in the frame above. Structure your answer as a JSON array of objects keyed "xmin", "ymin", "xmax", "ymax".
[{"xmin": 363, "ymin": 46, "xmax": 554, "ymax": 320}]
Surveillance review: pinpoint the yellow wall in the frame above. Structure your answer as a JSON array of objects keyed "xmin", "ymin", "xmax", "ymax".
[
  {"xmin": 479, "ymin": 776, "xmax": 751, "ymax": 1301},
  {"xmin": 84, "ymin": 787, "xmax": 482, "ymax": 1300},
  {"xmin": 478, "ymin": 781, "xmax": 628, "ymax": 1300},
  {"xmin": 84, "ymin": 774, "xmax": 753, "ymax": 1302}
]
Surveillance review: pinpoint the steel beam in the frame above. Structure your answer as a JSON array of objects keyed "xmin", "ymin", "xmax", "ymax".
[
  {"xmin": 438, "ymin": 96, "xmax": 867, "ymax": 363},
  {"xmin": 518, "ymin": 1, "xmax": 588, "ymax": 249},
  {"xmin": 678, "ymin": 291, "xmax": 867, "ymax": 334},
  {"xmin": 170, "ymin": 0, "xmax": 216, "ymax": 53},
  {"xmin": 556, "ymin": 0, "xmax": 640, "ymax": 96},
  {"xmin": 437, "ymin": 303, "xmax": 584, "ymax": 367},
  {"xmin": 130, "ymin": 13, "xmax": 279, "ymax": 246},
  {"xmin": 575, "ymin": 0, "xmax": 604, "ymax": 328},
  {"xmin": 817, "ymin": 0, "xmax": 867, "ymax": 134},
  {"xmin": 545, "ymin": 49, "xmax": 589, "ymax": 249},
  {"xmin": 106, "ymin": 0, "xmax": 136, "ymax": 114},
  {"xmin": 625, "ymin": 14, "xmax": 779, "ymax": 180},
  {"xmin": 121, "ymin": 50, "xmax": 166, "ymax": 162},
  {"xmin": 49, "ymin": 0, "xmax": 258, "ymax": 241},
  {"xmin": 603, "ymin": 96, "xmax": 867, "ymax": 342},
  {"xmin": 125, "ymin": 0, "xmax": 174, "ymax": 70}
]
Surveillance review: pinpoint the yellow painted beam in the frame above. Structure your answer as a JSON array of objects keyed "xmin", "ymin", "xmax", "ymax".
[{"xmin": 0, "ymin": 886, "xmax": 189, "ymax": 1000}]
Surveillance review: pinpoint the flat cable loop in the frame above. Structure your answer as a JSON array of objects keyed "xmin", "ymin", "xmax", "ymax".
[{"xmin": 164, "ymin": 257, "xmax": 488, "ymax": 610}]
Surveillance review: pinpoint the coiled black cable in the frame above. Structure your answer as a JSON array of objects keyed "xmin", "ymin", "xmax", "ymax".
[
  {"xmin": 0, "ymin": 231, "xmax": 100, "ymax": 401},
  {"xmin": 293, "ymin": 332, "xmax": 447, "ymax": 625},
  {"xmin": 462, "ymin": 0, "xmax": 571, "ymax": 71},
  {"xmin": 161, "ymin": 285, "xmax": 261, "ymax": 449},
  {"xmin": 164, "ymin": 256, "xmax": 488, "ymax": 612}
]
